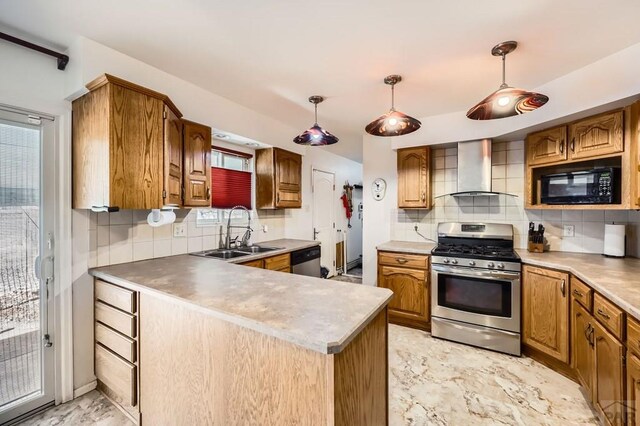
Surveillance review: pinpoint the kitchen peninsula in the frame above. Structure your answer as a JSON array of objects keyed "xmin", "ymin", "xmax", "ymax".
[{"xmin": 89, "ymin": 250, "xmax": 391, "ymax": 425}]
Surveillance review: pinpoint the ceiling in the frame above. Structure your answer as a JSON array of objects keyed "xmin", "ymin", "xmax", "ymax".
[{"xmin": 3, "ymin": 1, "xmax": 640, "ymax": 162}]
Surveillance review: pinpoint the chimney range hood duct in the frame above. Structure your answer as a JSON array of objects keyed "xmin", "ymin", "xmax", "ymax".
[{"xmin": 449, "ymin": 139, "xmax": 515, "ymax": 197}]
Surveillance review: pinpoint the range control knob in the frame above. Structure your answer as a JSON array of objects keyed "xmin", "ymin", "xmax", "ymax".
[
  {"xmin": 487, "ymin": 262, "xmax": 495, "ymax": 268},
  {"xmin": 443, "ymin": 258, "xmax": 450, "ymax": 264},
  {"xmin": 451, "ymin": 259, "xmax": 458, "ymax": 265},
  {"xmin": 469, "ymin": 261, "xmax": 476, "ymax": 266},
  {"xmin": 497, "ymin": 263, "xmax": 505, "ymax": 269}
]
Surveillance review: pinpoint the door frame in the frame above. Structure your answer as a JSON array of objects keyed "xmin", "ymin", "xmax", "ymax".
[
  {"xmin": 311, "ymin": 167, "xmax": 336, "ymax": 277},
  {"xmin": 0, "ymin": 104, "xmax": 74, "ymax": 424}
]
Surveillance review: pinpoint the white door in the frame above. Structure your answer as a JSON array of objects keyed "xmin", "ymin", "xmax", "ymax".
[
  {"xmin": 0, "ymin": 107, "xmax": 56, "ymax": 423},
  {"xmin": 312, "ymin": 169, "xmax": 335, "ymax": 277}
]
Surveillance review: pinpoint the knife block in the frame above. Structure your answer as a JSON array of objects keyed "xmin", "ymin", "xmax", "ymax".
[{"xmin": 527, "ymin": 242, "xmax": 544, "ymax": 253}]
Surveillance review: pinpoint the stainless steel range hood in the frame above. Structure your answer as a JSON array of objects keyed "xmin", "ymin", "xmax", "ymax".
[{"xmin": 449, "ymin": 139, "xmax": 514, "ymax": 197}]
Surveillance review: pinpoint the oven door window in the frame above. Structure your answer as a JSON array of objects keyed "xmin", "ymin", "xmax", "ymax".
[{"xmin": 437, "ymin": 273, "xmax": 511, "ymax": 317}]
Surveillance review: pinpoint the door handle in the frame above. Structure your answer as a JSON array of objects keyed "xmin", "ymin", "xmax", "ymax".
[
  {"xmin": 396, "ymin": 257, "xmax": 409, "ymax": 264},
  {"xmin": 206, "ymin": 187, "xmax": 211, "ymax": 200},
  {"xmin": 313, "ymin": 228, "xmax": 320, "ymax": 240},
  {"xmin": 570, "ymin": 138, "xmax": 575, "ymax": 152},
  {"xmin": 559, "ymin": 141, "xmax": 564, "ymax": 154},
  {"xmin": 560, "ymin": 279, "xmax": 566, "ymax": 297},
  {"xmin": 421, "ymin": 192, "xmax": 426, "ymax": 202}
]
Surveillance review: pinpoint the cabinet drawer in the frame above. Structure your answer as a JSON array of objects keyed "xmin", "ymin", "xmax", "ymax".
[
  {"xmin": 628, "ymin": 317, "xmax": 640, "ymax": 356},
  {"xmin": 240, "ymin": 259, "xmax": 264, "ymax": 268},
  {"xmin": 264, "ymin": 253, "xmax": 290, "ymax": 271},
  {"xmin": 95, "ymin": 322, "xmax": 136, "ymax": 363},
  {"xmin": 378, "ymin": 251, "xmax": 429, "ymax": 269},
  {"xmin": 95, "ymin": 301, "xmax": 137, "ymax": 338},
  {"xmin": 95, "ymin": 344, "xmax": 137, "ymax": 407},
  {"xmin": 594, "ymin": 294, "xmax": 625, "ymax": 340},
  {"xmin": 570, "ymin": 276, "xmax": 593, "ymax": 312},
  {"xmin": 275, "ymin": 266, "xmax": 290, "ymax": 273},
  {"xmin": 95, "ymin": 279, "xmax": 137, "ymax": 314}
]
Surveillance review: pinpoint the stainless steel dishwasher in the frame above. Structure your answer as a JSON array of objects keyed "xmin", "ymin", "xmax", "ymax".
[{"xmin": 291, "ymin": 246, "xmax": 321, "ymax": 277}]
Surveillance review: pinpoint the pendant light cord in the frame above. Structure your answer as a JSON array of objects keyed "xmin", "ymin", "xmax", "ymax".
[
  {"xmin": 500, "ymin": 53, "xmax": 507, "ymax": 88},
  {"xmin": 390, "ymin": 83, "xmax": 395, "ymax": 111},
  {"xmin": 314, "ymin": 102, "xmax": 318, "ymax": 125}
]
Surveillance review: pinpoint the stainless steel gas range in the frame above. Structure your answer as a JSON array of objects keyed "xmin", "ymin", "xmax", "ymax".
[{"xmin": 431, "ymin": 222, "xmax": 521, "ymax": 356}]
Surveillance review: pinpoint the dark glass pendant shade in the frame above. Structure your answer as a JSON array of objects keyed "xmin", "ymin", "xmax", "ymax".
[
  {"xmin": 293, "ymin": 123, "xmax": 339, "ymax": 146},
  {"xmin": 467, "ymin": 41, "xmax": 548, "ymax": 121},
  {"xmin": 365, "ymin": 109, "xmax": 421, "ymax": 136},
  {"xmin": 366, "ymin": 75, "xmax": 421, "ymax": 137},
  {"xmin": 293, "ymin": 95, "xmax": 339, "ymax": 146},
  {"xmin": 466, "ymin": 85, "xmax": 549, "ymax": 120}
]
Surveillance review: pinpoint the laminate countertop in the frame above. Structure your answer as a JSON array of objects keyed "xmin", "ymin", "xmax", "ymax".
[
  {"xmin": 90, "ymin": 239, "xmax": 392, "ymax": 354},
  {"xmin": 516, "ymin": 250, "xmax": 640, "ymax": 322},
  {"xmin": 377, "ymin": 240, "xmax": 640, "ymax": 322}
]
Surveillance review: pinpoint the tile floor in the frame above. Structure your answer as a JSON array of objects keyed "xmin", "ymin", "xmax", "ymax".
[{"xmin": 16, "ymin": 326, "xmax": 598, "ymax": 425}]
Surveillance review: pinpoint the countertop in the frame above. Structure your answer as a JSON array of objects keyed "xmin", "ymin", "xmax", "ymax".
[
  {"xmin": 90, "ymin": 239, "xmax": 392, "ymax": 355},
  {"xmin": 376, "ymin": 240, "xmax": 437, "ymax": 255},
  {"xmin": 516, "ymin": 249, "xmax": 640, "ymax": 321},
  {"xmin": 376, "ymin": 240, "xmax": 640, "ymax": 322}
]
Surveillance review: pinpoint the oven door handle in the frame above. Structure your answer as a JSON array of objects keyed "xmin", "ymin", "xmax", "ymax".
[{"xmin": 432, "ymin": 265, "xmax": 520, "ymax": 281}]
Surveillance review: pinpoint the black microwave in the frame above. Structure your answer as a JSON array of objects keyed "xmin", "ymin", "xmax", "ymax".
[{"xmin": 540, "ymin": 167, "xmax": 620, "ymax": 205}]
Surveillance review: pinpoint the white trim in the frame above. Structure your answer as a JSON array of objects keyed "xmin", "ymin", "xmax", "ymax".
[{"xmin": 73, "ymin": 380, "xmax": 97, "ymax": 399}]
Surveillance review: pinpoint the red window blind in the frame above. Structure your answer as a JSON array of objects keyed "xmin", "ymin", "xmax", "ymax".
[{"xmin": 211, "ymin": 167, "xmax": 252, "ymax": 209}]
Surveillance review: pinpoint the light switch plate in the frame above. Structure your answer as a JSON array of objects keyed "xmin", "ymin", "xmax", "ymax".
[
  {"xmin": 563, "ymin": 225, "xmax": 575, "ymax": 237},
  {"xmin": 173, "ymin": 223, "xmax": 186, "ymax": 237}
]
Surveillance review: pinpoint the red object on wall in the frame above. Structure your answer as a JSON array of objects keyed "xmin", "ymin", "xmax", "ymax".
[{"xmin": 211, "ymin": 167, "xmax": 252, "ymax": 209}]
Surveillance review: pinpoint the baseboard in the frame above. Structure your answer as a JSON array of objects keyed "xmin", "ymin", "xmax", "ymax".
[
  {"xmin": 347, "ymin": 258, "xmax": 362, "ymax": 270},
  {"xmin": 73, "ymin": 380, "xmax": 97, "ymax": 398},
  {"xmin": 521, "ymin": 344, "xmax": 578, "ymax": 382}
]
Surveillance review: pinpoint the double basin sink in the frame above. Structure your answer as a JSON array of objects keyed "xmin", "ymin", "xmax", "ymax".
[{"xmin": 190, "ymin": 245, "xmax": 282, "ymax": 260}]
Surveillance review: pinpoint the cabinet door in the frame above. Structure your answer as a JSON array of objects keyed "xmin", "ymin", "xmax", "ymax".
[
  {"xmin": 163, "ymin": 106, "xmax": 183, "ymax": 207},
  {"xmin": 593, "ymin": 320, "xmax": 625, "ymax": 426},
  {"xmin": 628, "ymin": 353, "xmax": 640, "ymax": 426},
  {"xmin": 274, "ymin": 148, "xmax": 302, "ymax": 208},
  {"xmin": 571, "ymin": 300, "xmax": 593, "ymax": 392},
  {"xmin": 378, "ymin": 265, "xmax": 428, "ymax": 328},
  {"xmin": 397, "ymin": 147, "xmax": 430, "ymax": 208},
  {"xmin": 522, "ymin": 266, "xmax": 570, "ymax": 363},
  {"xmin": 183, "ymin": 121, "xmax": 211, "ymax": 207},
  {"xmin": 526, "ymin": 126, "xmax": 568, "ymax": 166},
  {"xmin": 569, "ymin": 111, "xmax": 623, "ymax": 161}
]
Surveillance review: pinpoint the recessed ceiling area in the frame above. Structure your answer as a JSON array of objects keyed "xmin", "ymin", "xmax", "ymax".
[{"xmin": 2, "ymin": 0, "xmax": 640, "ymax": 162}]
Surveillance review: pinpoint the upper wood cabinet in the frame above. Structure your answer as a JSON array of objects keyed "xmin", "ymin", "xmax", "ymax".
[
  {"xmin": 397, "ymin": 147, "xmax": 431, "ymax": 209},
  {"xmin": 522, "ymin": 265, "xmax": 570, "ymax": 363},
  {"xmin": 182, "ymin": 120, "xmax": 212, "ymax": 207},
  {"xmin": 377, "ymin": 251, "xmax": 430, "ymax": 331},
  {"xmin": 163, "ymin": 108, "xmax": 183, "ymax": 207},
  {"xmin": 526, "ymin": 126, "xmax": 568, "ymax": 166},
  {"xmin": 255, "ymin": 147, "xmax": 302, "ymax": 209},
  {"xmin": 569, "ymin": 111, "xmax": 624, "ymax": 161},
  {"xmin": 73, "ymin": 74, "xmax": 183, "ymax": 210}
]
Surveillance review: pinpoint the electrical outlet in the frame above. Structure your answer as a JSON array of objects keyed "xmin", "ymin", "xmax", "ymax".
[
  {"xmin": 262, "ymin": 224, "xmax": 269, "ymax": 233},
  {"xmin": 173, "ymin": 223, "xmax": 186, "ymax": 237},
  {"xmin": 563, "ymin": 225, "xmax": 575, "ymax": 237}
]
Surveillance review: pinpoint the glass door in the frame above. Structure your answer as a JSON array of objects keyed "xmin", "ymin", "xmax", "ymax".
[{"xmin": 0, "ymin": 107, "xmax": 55, "ymax": 423}]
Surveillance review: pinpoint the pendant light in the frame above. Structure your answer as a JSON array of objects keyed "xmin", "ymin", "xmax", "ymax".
[
  {"xmin": 467, "ymin": 41, "xmax": 548, "ymax": 120},
  {"xmin": 293, "ymin": 96, "xmax": 339, "ymax": 146},
  {"xmin": 365, "ymin": 75, "xmax": 421, "ymax": 137}
]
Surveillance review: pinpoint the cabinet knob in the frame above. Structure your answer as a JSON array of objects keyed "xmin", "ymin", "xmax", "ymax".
[{"xmin": 468, "ymin": 261, "xmax": 476, "ymax": 266}]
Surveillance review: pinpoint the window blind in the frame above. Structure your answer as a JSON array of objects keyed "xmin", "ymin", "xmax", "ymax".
[{"xmin": 211, "ymin": 167, "xmax": 252, "ymax": 209}]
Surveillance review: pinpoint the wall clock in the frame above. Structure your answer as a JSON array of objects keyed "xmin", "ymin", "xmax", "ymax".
[{"xmin": 372, "ymin": 178, "xmax": 387, "ymax": 201}]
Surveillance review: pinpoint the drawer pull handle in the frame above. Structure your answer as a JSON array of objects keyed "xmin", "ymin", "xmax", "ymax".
[
  {"xmin": 560, "ymin": 279, "xmax": 566, "ymax": 297},
  {"xmin": 572, "ymin": 289, "xmax": 583, "ymax": 297},
  {"xmin": 596, "ymin": 308, "xmax": 611, "ymax": 320},
  {"xmin": 396, "ymin": 258, "xmax": 408, "ymax": 264},
  {"xmin": 559, "ymin": 141, "xmax": 564, "ymax": 154}
]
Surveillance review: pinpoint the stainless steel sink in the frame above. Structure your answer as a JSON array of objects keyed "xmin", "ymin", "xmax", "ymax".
[{"xmin": 235, "ymin": 246, "xmax": 282, "ymax": 254}]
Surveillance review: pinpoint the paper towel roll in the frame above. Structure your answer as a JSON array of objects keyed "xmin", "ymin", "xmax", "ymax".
[{"xmin": 604, "ymin": 224, "xmax": 625, "ymax": 257}]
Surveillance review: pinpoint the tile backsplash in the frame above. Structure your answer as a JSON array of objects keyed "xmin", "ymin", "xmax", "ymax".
[
  {"xmin": 84, "ymin": 208, "xmax": 286, "ymax": 267},
  {"xmin": 391, "ymin": 140, "xmax": 640, "ymax": 257}
]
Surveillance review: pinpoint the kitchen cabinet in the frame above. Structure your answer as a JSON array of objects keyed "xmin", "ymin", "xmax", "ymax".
[
  {"xmin": 94, "ymin": 279, "xmax": 140, "ymax": 423},
  {"xmin": 240, "ymin": 253, "xmax": 290, "ymax": 273},
  {"xmin": 628, "ymin": 353, "xmax": 640, "ymax": 426},
  {"xmin": 526, "ymin": 126, "xmax": 568, "ymax": 166},
  {"xmin": 572, "ymin": 299, "xmax": 594, "ymax": 392},
  {"xmin": 569, "ymin": 111, "xmax": 624, "ymax": 161},
  {"xmin": 72, "ymin": 74, "xmax": 184, "ymax": 210},
  {"xmin": 256, "ymin": 147, "xmax": 302, "ymax": 209},
  {"xmin": 377, "ymin": 251, "xmax": 429, "ymax": 330},
  {"xmin": 592, "ymin": 319, "xmax": 625, "ymax": 426},
  {"xmin": 182, "ymin": 120, "xmax": 212, "ymax": 207},
  {"xmin": 397, "ymin": 147, "xmax": 431, "ymax": 209},
  {"xmin": 522, "ymin": 265, "xmax": 570, "ymax": 363}
]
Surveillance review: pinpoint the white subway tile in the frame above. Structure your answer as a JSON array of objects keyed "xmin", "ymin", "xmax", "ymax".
[
  {"xmin": 506, "ymin": 164, "xmax": 524, "ymax": 179},
  {"xmin": 97, "ymin": 212, "xmax": 109, "ymax": 226},
  {"xmin": 110, "ymin": 210, "xmax": 133, "ymax": 225},
  {"xmin": 133, "ymin": 241, "xmax": 154, "ymax": 261},
  {"xmin": 445, "ymin": 156, "xmax": 457, "ymax": 169},
  {"xmin": 604, "ymin": 210, "xmax": 629, "ymax": 223},
  {"xmin": 434, "ymin": 157, "xmax": 445, "ymax": 170},
  {"xmin": 434, "ymin": 170, "xmax": 445, "ymax": 182},
  {"xmin": 494, "ymin": 142, "xmax": 507, "ymax": 152},
  {"xmin": 491, "ymin": 179, "xmax": 506, "ymax": 193},
  {"xmin": 133, "ymin": 210, "xmax": 150, "ymax": 224},
  {"xmin": 171, "ymin": 238, "xmax": 188, "ymax": 255},
  {"xmin": 445, "ymin": 169, "xmax": 457, "ymax": 182},
  {"xmin": 97, "ymin": 225, "xmax": 110, "ymax": 247},
  {"xmin": 492, "ymin": 151, "xmax": 506, "ymax": 165},
  {"xmin": 97, "ymin": 246, "xmax": 110, "ymax": 267},
  {"xmin": 187, "ymin": 220, "xmax": 203, "ymax": 237},
  {"xmin": 153, "ymin": 240, "xmax": 172, "ymax": 258},
  {"xmin": 562, "ymin": 210, "xmax": 583, "ymax": 222},
  {"xmin": 433, "ymin": 148, "xmax": 446, "ymax": 158},
  {"xmin": 132, "ymin": 223, "xmax": 153, "ymax": 243},
  {"xmin": 473, "ymin": 196, "xmax": 490, "ymax": 207},
  {"xmin": 507, "ymin": 149, "xmax": 524, "ymax": 164},
  {"xmin": 507, "ymin": 140, "xmax": 524, "ymax": 151},
  {"xmin": 583, "ymin": 210, "xmax": 605, "ymax": 222},
  {"xmin": 153, "ymin": 224, "xmax": 173, "ymax": 240},
  {"xmin": 492, "ymin": 165, "xmax": 506, "ymax": 179},
  {"xmin": 110, "ymin": 241, "xmax": 133, "ymax": 264},
  {"xmin": 542, "ymin": 210, "xmax": 563, "ymax": 221}
]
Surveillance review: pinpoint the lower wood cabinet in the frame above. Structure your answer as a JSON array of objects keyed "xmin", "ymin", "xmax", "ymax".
[
  {"xmin": 522, "ymin": 265, "xmax": 570, "ymax": 363},
  {"xmin": 592, "ymin": 319, "xmax": 625, "ymax": 426},
  {"xmin": 377, "ymin": 251, "xmax": 429, "ymax": 330},
  {"xmin": 627, "ymin": 351, "xmax": 640, "ymax": 426},
  {"xmin": 572, "ymin": 299, "xmax": 593, "ymax": 391},
  {"xmin": 239, "ymin": 253, "xmax": 291, "ymax": 273}
]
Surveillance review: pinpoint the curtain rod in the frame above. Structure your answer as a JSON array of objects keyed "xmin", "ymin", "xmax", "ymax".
[{"xmin": 0, "ymin": 32, "xmax": 69, "ymax": 70}]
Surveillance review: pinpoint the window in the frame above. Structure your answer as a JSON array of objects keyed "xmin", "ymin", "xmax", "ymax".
[{"xmin": 211, "ymin": 147, "xmax": 253, "ymax": 210}]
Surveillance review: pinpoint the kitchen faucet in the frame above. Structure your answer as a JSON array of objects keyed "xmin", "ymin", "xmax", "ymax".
[{"xmin": 225, "ymin": 205, "xmax": 252, "ymax": 249}]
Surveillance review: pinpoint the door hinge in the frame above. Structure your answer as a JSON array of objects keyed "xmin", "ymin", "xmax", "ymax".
[
  {"xmin": 162, "ymin": 190, "xmax": 167, "ymax": 199},
  {"xmin": 333, "ymin": 222, "xmax": 335, "ymax": 229},
  {"xmin": 163, "ymin": 110, "xmax": 167, "ymax": 119}
]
